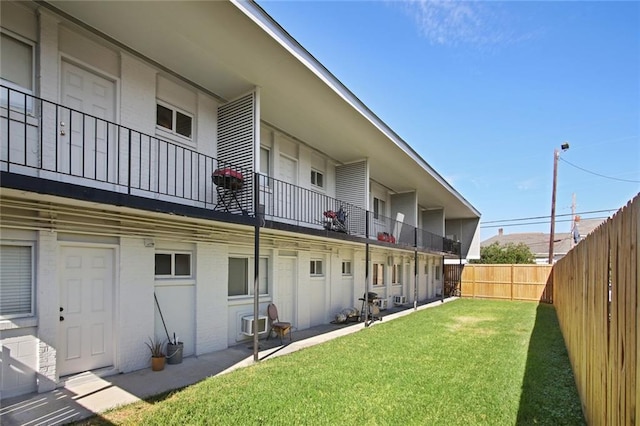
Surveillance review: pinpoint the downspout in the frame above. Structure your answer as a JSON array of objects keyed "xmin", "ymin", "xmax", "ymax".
[
  {"xmin": 253, "ymin": 172, "xmax": 260, "ymax": 362},
  {"xmin": 364, "ymin": 212, "xmax": 370, "ymax": 326},
  {"xmin": 459, "ymin": 241, "xmax": 462, "ymax": 297},
  {"xmin": 440, "ymin": 255, "xmax": 445, "ymax": 303},
  {"xmin": 414, "ymin": 227, "xmax": 418, "ymax": 310}
]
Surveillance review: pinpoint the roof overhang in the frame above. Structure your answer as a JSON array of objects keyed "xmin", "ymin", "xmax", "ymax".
[{"xmin": 42, "ymin": 0, "xmax": 480, "ymax": 220}]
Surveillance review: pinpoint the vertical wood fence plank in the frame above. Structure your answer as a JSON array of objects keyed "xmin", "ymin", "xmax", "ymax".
[{"xmin": 552, "ymin": 194, "xmax": 637, "ymax": 425}]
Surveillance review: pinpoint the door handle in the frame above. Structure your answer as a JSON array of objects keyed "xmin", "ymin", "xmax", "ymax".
[
  {"xmin": 60, "ymin": 307, "xmax": 64, "ymax": 312},
  {"xmin": 59, "ymin": 316, "xmax": 64, "ymax": 321}
]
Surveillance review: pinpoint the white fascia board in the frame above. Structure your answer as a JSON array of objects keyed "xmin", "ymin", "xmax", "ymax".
[{"xmin": 232, "ymin": 1, "xmax": 480, "ymax": 218}]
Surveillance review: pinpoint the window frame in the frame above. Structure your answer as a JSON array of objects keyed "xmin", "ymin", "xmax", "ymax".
[
  {"xmin": 228, "ymin": 256, "xmax": 269, "ymax": 298},
  {"xmin": 435, "ymin": 265, "xmax": 441, "ymax": 280},
  {"xmin": 154, "ymin": 251, "xmax": 193, "ymax": 278},
  {"xmin": 1, "ymin": 30, "xmax": 35, "ymax": 112},
  {"xmin": 341, "ymin": 261, "xmax": 352, "ymax": 276},
  {"xmin": 310, "ymin": 169, "xmax": 324, "ymax": 189},
  {"xmin": 391, "ymin": 263, "xmax": 402, "ymax": 285},
  {"xmin": 259, "ymin": 146, "xmax": 271, "ymax": 188},
  {"xmin": 155, "ymin": 100, "xmax": 194, "ymax": 142},
  {"xmin": 0, "ymin": 242, "xmax": 35, "ymax": 319},
  {"xmin": 373, "ymin": 197, "xmax": 386, "ymax": 220},
  {"xmin": 372, "ymin": 262, "xmax": 384, "ymax": 286},
  {"xmin": 310, "ymin": 259, "xmax": 324, "ymax": 277}
]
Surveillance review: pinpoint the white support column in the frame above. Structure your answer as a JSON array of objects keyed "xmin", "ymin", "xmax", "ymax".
[
  {"xmin": 195, "ymin": 242, "xmax": 228, "ymax": 355},
  {"xmin": 36, "ymin": 230, "xmax": 58, "ymax": 393}
]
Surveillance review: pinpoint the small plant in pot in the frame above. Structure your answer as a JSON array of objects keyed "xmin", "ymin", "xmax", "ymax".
[{"xmin": 145, "ymin": 336, "xmax": 166, "ymax": 371}]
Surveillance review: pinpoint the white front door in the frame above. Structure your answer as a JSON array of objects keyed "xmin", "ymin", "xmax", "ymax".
[
  {"xmin": 309, "ymin": 278, "xmax": 326, "ymax": 327},
  {"xmin": 276, "ymin": 257, "xmax": 296, "ymax": 327},
  {"xmin": 59, "ymin": 246, "xmax": 114, "ymax": 377},
  {"xmin": 277, "ymin": 155, "xmax": 298, "ymax": 222},
  {"xmin": 60, "ymin": 61, "xmax": 116, "ymax": 180}
]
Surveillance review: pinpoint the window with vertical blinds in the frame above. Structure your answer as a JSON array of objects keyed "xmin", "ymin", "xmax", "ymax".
[{"xmin": 0, "ymin": 244, "xmax": 34, "ymax": 317}]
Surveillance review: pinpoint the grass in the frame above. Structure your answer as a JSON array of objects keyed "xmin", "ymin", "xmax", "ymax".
[{"xmin": 77, "ymin": 299, "xmax": 584, "ymax": 425}]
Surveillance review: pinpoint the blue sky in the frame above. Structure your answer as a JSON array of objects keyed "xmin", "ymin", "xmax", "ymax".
[{"xmin": 259, "ymin": 1, "xmax": 640, "ymax": 241}]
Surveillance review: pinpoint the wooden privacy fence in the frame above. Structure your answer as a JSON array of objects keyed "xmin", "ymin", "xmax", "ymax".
[
  {"xmin": 553, "ymin": 194, "xmax": 638, "ymax": 425},
  {"xmin": 457, "ymin": 264, "xmax": 553, "ymax": 303}
]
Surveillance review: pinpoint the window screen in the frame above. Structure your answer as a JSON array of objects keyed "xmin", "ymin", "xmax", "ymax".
[
  {"xmin": 1, "ymin": 33, "xmax": 33, "ymax": 90},
  {"xmin": 0, "ymin": 245, "xmax": 33, "ymax": 317},
  {"xmin": 228, "ymin": 257, "xmax": 248, "ymax": 296}
]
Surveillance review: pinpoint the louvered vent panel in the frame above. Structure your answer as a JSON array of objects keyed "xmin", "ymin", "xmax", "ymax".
[
  {"xmin": 336, "ymin": 161, "xmax": 368, "ymax": 237},
  {"xmin": 217, "ymin": 93, "xmax": 256, "ymax": 213},
  {"xmin": 336, "ymin": 161, "xmax": 367, "ymax": 208}
]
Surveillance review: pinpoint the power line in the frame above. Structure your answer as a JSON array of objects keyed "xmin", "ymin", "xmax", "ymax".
[
  {"xmin": 481, "ymin": 216, "xmax": 609, "ymax": 229},
  {"xmin": 481, "ymin": 209, "xmax": 617, "ymax": 224},
  {"xmin": 559, "ymin": 157, "xmax": 640, "ymax": 183}
]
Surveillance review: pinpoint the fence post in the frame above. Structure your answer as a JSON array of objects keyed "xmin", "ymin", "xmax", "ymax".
[
  {"xmin": 472, "ymin": 265, "xmax": 476, "ymax": 299},
  {"xmin": 510, "ymin": 264, "xmax": 514, "ymax": 301}
]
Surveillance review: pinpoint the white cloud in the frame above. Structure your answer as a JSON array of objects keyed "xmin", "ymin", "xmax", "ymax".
[
  {"xmin": 516, "ymin": 178, "xmax": 539, "ymax": 191},
  {"xmin": 399, "ymin": 0, "xmax": 537, "ymax": 47}
]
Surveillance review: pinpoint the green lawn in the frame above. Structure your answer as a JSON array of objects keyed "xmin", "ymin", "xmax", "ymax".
[{"xmin": 81, "ymin": 299, "xmax": 585, "ymax": 425}]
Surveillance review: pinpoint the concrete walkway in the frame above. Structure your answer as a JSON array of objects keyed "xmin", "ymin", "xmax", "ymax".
[{"xmin": 0, "ymin": 298, "xmax": 453, "ymax": 425}]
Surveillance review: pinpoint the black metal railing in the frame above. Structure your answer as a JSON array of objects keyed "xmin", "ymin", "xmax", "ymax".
[
  {"xmin": 258, "ymin": 174, "xmax": 460, "ymax": 255},
  {"xmin": 258, "ymin": 174, "xmax": 369, "ymax": 237},
  {"xmin": 1, "ymin": 85, "xmax": 461, "ymax": 255},
  {"xmin": 1, "ymin": 85, "xmax": 251, "ymax": 212}
]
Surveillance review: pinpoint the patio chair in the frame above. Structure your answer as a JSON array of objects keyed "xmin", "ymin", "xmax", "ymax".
[{"xmin": 266, "ymin": 303, "xmax": 292, "ymax": 344}]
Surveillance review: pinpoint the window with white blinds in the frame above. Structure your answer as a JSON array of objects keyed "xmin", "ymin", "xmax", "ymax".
[{"xmin": 0, "ymin": 244, "xmax": 34, "ymax": 317}]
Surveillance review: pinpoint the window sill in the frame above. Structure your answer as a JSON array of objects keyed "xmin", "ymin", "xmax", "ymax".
[
  {"xmin": 228, "ymin": 295, "xmax": 271, "ymax": 306},
  {"xmin": 154, "ymin": 278, "xmax": 196, "ymax": 286},
  {"xmin": 155, "ymin": 127, "xmax": 195, "ymax": 148},
  {"xmin": 0, "ymin": 316, "xmax": 37, "ymax": 330}
]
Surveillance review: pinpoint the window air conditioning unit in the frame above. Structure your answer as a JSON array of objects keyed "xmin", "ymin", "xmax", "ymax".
[
  {"xmin": 375, "ymin": 298, "xmax": 388, "ymax": 310},
  {"xmin": 393, "ymin": 295, "xmax": 407, "ymax": 306},
  {"xmin": 241, "ymin": 315, "xmax": 268, "ymax": 336}
]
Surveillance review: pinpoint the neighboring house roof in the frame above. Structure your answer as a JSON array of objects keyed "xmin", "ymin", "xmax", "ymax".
[
  {"xmin": 481, "ymin": 218, "xmax": 607, "ymax": 261},
  {"xmin": 482, "ymin": 232, "xmax": 572, "ymax": 259}
]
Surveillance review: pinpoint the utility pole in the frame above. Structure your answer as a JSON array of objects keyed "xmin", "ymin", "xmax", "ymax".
[
  {"xmin": 548, "ymin": 143, "xmax": 569, "ymax": 264},
  {"xmin": 548, "ymin": 149, "xmax": 559, "ymax": 264},
  {"xmin": 570, "ymin": 193, "xmax": 576, "ymax": 249}
]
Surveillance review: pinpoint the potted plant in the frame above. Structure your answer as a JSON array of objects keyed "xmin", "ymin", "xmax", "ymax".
[{"xmin": 145, "ymin": 336, "xmax": 166, "ymax": 371}]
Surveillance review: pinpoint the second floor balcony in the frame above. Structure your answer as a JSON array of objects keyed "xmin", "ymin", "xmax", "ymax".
[{"xmin": 1, "ymin": 86, "xmax": 460, "ymax": 256}]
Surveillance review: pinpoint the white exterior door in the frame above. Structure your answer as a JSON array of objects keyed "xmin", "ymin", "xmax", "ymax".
[
  {"xmin": 332, "ymin": 276, "xmax": 353, "ymax": 314},
  {"xmin": 277, "ymin": 155, "xmax": 297, "ymax": 222},
  {"xmin": 309, "ymin": 278, "xmax": 327, "ymax": 326},
  {"xmin": 59, "ymin": 246, "xmax": 114, "ymax": 377},
  {"xmin": 276, "ymin": 257, "xmax": 296, "ymax": 327},
  {"xmin": 418, "ymin": 262, "xmax": 428, "ymax": 301},
  {"xmin": 60, "ymin": 61, "xmax": 116, "ymax": 180}
]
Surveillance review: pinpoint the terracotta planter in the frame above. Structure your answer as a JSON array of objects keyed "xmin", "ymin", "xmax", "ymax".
[{"xmin": 151, "ymin": 356, "xmax": 166, "ymax": 371}]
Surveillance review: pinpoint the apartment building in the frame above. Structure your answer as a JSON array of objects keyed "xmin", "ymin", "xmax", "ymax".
[{"xmin": 0, "ymin": 0, "xmax": 480, "ymax": 398}]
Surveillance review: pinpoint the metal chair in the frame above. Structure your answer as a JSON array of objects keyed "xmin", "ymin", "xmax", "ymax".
[{"xmin": 266, "ymin": 303, "xmax": 292, "ymax": 344}]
